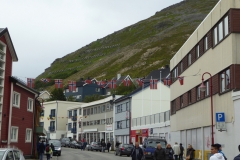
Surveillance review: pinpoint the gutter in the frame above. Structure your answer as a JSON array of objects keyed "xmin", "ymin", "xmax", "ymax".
[
  {"xmin": 56, "ymin": 100, "xmax": 58, "ymax": 131},
  {"xmin": 7, "ymin": 82, "xmax": 13, "ymax": 146}
]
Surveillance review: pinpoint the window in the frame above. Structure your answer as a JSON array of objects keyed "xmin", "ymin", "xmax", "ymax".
[
  {"xmin": 171, "ymin": 100, "xmax": 176, "ymax": 114},
  {"xmin": 68, "ymin": 123, "xmax": 72, "ymax": 131},
  {"xmin": 0, "ymin": 43, "xmax": 4, "ymax": 51},
  {"xmin": 106, "ymin": 118, "xmax": 109, "ymax": 124},
  {"xmin": 102, "ymin": 105, "xmax": 105, "ymax": 112},
  {"xmin": 126, "ymin": 102, "xmax": 129, "ymax": 111},
  {"xmin": 110, "ymin": 105, "xmax": 113, "ymax": 111},
  {"xmin": 188, "ymin": 54, "xmax": 191, "ymax": 66},
  {"xmin": 6, "ymin": 151, "xmax": 14, "ymax": 160},
  {"xmin": 79, "ymin": 108, "xmax": 82, "ymax": 115},
  {"xmin": 204, "ymin": 36, "xmax": 208, "ymax": 51},
  {"xmin": 173, "ymin": 67, "xmax": 178, "ymax": 80},
  {"xmin": 83, "ymin": 109, "xmax": 86, "ymax": 116},
  {"xmin": 205, "ymin": 81, "xmax": 209, "ymax": 96},
  {"xmin": 50, "ymin": 121, "xmax": 55, "ymax": 128},
  {"xmin": 188, "ymin": 91, "xmax": 192, "ymax": 104},
  {"xmin": 214, "ymin": 27, "xmax": 218, "ymax": 46},
  {"xmin": 196, "ymin": 45, "xmax": 199, "ymax": 58},
  {"xmin": 91, "ymin": 108, "xmax": 93, "ymax": 114},
  {"xmin": 69, "ymin": 110, "xmax": 72, "ymax": 118},
  {"xmin": 95, "ymin": 88, "xmax": 100, "ymax": 92},
  {"xmin": 13, "ymin": 92, "xmax": 20, "ymax": 108},
  {"xmin": 87, "ymin": 108, "xmax": 90, "ymax": 115},
  {"xmin": 126, "ymin": 120, "xmax": 129, "ymax": 128},
  {"xmin": 40, "ymin": 110, "xmax": 44, "ymax": 117},
  {"xmin": 73, "ymin": 110, "xmax": 77, "ymax": 116},
  {"xmin": 13, "ymin": 150, "xmax": 20, "ymax": 160},
  {"xmin": 224, "ymin": 16, "xmax": 229, "ymax": 36},
  {"xmin": 197, "ymin": 86, "xmax": 201, "ymax": 100},
  {"xmin": 51, "ymin": 109, "xmax": 56, "ymax": 117},
  {"xmin": 98, "ymin": 106, "xmax": 100, "ymax": 113},
  {"xmin": 97, "ymin": 120, "xmax": 100, "ymax": 125},
  {"xmin": 117, "ymin": 121, "xmax": 122, "ymax": 129},
  {"xmin": 83, "ymin": 122, "xmax": 86, "ymax": 126},
  {"xmin": 11, "ymin": 126, "xmax": 18, "ymax": 142},
  {"xmin": 117, "ymin": 105, "xmax": 121, "ymax": 113},
  {"xmin": 180, "ymin": 61, "xmax": 183, "ymax": 73},
  {"xmin": 180, "ymin": 96, "xmax": 183, "ymax": 108},
  {"xmin": 40, "ymin": 122, "xmax": 44, "ymax": 127},
  {"xmin": 220, "ymin": 69, "xmax": 230, "ymax": 93},
  {"xmin": 25, "ymin": 129, "xmax": 32, "ymax": 142},
  {"xmin": 101, "ymin": 119, "xmax": 105, "ymax": 124},
  {"xmin": 94, "ymin": 107, "xmax": 97, "ymax": 114},
  {"xmin": 27, "ymin": 98, "xmax": 33, "ymax": 112},
  {"xmin": 218, "ymin": 22, "xmax": 223, "ymax": 41}
]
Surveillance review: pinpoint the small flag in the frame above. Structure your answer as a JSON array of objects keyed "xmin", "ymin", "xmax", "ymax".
[
  {"xmin": 123, "ymin": 79, "xmax": 131, "ymax": 86},
  {"xmin": 150, "ymin": 79, "xmax": 158, "ymax": 89},
  {"xmin": 108, "ymin": 80, "xmax": 117, "ymax": 89},
  {"xmin": 68, "ymin": 80, "xmax": 76, "ymax": 91},
  {"xmin": 137, "ymin": 78, "xmax": 144, "ymax": 87},
  {"xmin": 178, "ymin": 76, "xmax": 184, "ymax": 85},
  {"xmin": 27, "ymin": 78, "xmax": 34, "ymax": 88},
  {"xmin": 55, "ymin": 79, "xmax": 63, "ymax": 88},
  {"xmin": 41, "ymin": 78, "xmax": 50, "ymax": 83},
  {"xmin": 97, "ymin": 81, "xmax": 106, "ymax": 86},
  {"xmin": 85, "ymin": 79, "xmax": 92, "ymax": 84},
  {"xmin": 164, "ymin": 78, "xmax": 171, "ymax": 86}
]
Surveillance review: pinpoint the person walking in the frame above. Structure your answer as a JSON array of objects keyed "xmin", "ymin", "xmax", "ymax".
[
  {"xmin": 154, "ymin": 144, "xmax": 166, "ymax": 160},
  {"xmin": 234, "ymin": 145, "xmax": 240, "ymax": 160},
  {"xmin": 45, "ymin": 144, "xmax": 53, "ymax": 160},
  {"xmin": 107, "ymin": 141, "xmax": 111, "ymax": 152},
  {"xmin": 215, "ymin": 144, "xmax": 227, "ymax": 160},
  {"xmin": 165, "ymin": 144, "xmax": 174, "ymax": 160},
  {"xmin": 131, "ymin": 142, "xmax": 143, "ymax": 160},
  {"xmin": 186, "ymin": 144, "xmax": 195, "ymax": 160},
  {"xmin": 84, "ymin": 141, "xmax": 87, "ymax": 150},
  {"xmin": 209, "ymin": 144, "xmax": 224, "ymax": 160},
  {"xmin": 37, "ymin": 141, "xmax": 45, "ymax": 160},
  {"xmin": 179, "ymin": 143, "xmax": 184, "ymax": 160},
  {"xmin": 102, "ymin": 141, "xmax": 106, "ymax": 152},
  {"xmin": 173, "ymin": 142, "xmax": 180, "ymax": 160},
  {"xmin": 50, "ymin": 143, "xmax": 55, "ymax": 158}
]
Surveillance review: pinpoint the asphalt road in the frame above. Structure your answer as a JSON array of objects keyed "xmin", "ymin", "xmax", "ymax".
[{"xmin": 38, "ymin": 147, "xmax": 132, "ymax": 160}]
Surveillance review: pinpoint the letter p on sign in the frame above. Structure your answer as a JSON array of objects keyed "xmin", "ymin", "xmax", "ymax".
[{"xmin": 216, "ymin": 112, "xmax": 225, "ymax": 122}]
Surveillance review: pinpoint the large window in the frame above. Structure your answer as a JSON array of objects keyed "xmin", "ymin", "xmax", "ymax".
[
  {"xmin": 220, "ymin": 69, "xmax": 230, "ymax": 93},
  {"xmin": 25, "ymin": 129, "xmax": 32, "ymax": 143},
  {"xmin": 13, "ymin": 92, "xmax": 20, "ymax": 108},
  {"xmin": 27, "ymin": 98, "xmax": 33, "ymax": 112},
  {"xmin": 214, "ymin": 15, "xmax": 229, "ymax": 46},
  {"xmin": 196, "ymin": 45, "xmax": 199, "ymax": 58},
  {"xmin": 11, "ymin": 126, "xmax": 19, "ymax": 142},
  {"xmin": 188, "ymin": 54, "xmax": 191, "ymax": 66}
]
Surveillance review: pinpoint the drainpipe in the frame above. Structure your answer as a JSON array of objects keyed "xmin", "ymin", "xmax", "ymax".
[
  {"xmin": 7, "ymin": 82, "xmax": 13, "ymax": 146},
  {"xmin": 32, "ymin": 95, "xmax": 39, "ymax": 158},
  {"xmin": 56, "ymin": 100, "xmax": 58, "ymax": 131}
]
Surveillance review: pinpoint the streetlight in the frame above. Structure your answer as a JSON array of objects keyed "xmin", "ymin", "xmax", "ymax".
[{"xmin": 200, "ymin": 72, "xmax": 214, "ymax": 145}]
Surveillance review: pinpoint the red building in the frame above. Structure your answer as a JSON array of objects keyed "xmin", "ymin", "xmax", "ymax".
[
  {"xmin": 0, "ymin": 28, "xmax": 45, "ymax": 157},
  {"xmin": 130, "ymin": 129, "xmax": 149, "ymax": 144}
]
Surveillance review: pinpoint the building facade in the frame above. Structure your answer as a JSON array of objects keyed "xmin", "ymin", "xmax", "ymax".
[
  {"xmin": 40, "ymin": 101, "xmax": 84, "ymax": 140},
  {"xmin": 170, "ymin": 1, "xmax": 240, "ymax": 159}
]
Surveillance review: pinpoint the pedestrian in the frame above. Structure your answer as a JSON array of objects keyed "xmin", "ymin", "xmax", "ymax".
[
  {"xmin": 102, "ymin": 141, "xmax": 106, "ymax": 152},
  {"xmin": 84, "ymin": 141, "xmax": 87, "ymax": 150},
  {"xmin": 186, "ymin": 144, "xmax": 195, "ymax": 160},
  {"xmin": 37, "ymin": 141, "xmax": 45, "ymax": 160},
  {"xmin": 107, "ymin": 141, "xmax": 111, "ymax": 152},
  {"xmin": 173, "ymin": 142, "xmax": 180, "ymax": 160},
  {"xmin": 45, "ymin": 144, "xmax": 53, "ymax": 160},
  {"xmin": 234, "ymin": 145, "xmax": 240, "ymax": 160},
  {"xmin": 50, "ymin": 143, "xmax": 55, "ymax": 158},
  {"xmin": 210, "ymin": 144, "xmax": 224, "ymax": 160},
  {"xmin": 154, "ymin": 144, "xmax": 166, "ymax": 160},
  {"xmin": 215, "ymin": 143, "xmax": 227, "ymax": 160},
  {"xmin": 131, "ymin": 142, "xmax": 143, "ymax": 160},
  {"xmin": 165, "ymin": 144, "xmax": 174, "ymax": 160},
  {"xmin": 179, "ymin": 143, "xmax": 184, "ymax": 160},
  {"xmin": 116, "ymin": 141, "xmax": 120, "ymax": 148}
]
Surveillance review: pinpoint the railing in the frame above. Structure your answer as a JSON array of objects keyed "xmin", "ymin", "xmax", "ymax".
[
  {"xmin": 49, "ymin": 115, "xmax": 55, "ymax": 120},
  {"xmin": 49, "ymin": 126, "xmax": 55, "ymax": 132},
  {"xmin": 71, "ymin": 128, "xmax": 77, "ymax": 134},
  {"xmin": 71, "ymin": 115, "xmax": 77, "ymax": 121}
]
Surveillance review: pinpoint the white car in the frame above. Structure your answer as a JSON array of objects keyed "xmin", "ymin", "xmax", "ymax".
[{"xmin": 0, "ymin": 148, "xmax": 25, "ymax": 160}]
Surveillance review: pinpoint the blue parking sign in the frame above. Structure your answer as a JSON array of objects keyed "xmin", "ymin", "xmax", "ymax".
[{"xmin": 216, "ymin": 112, "xmax": 225, "ymax": 122}]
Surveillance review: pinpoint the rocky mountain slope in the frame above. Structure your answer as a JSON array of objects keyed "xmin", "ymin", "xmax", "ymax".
[{"xmin": 35, "ymin": 0, "xmax": 218, "ymax": 90}]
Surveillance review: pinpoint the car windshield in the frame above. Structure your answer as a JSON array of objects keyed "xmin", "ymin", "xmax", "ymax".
[
  {"xmin": 49, "ymin": 140, "xmax": 61, "ymax": 147},
  {"xmin": 147, "ymin": 140, "xmax": 166, "ymax": 148},
  {"xmin": 123, "ymin": 144, "xmax": 133, "ymax": 148},
  {"xmin": 0, "ymin": 151, "xmax": 5, "ymax": 159}
]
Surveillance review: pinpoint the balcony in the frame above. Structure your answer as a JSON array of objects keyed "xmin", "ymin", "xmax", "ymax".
[
  {"xmin": 71, "ymin": 128, "xmax": 77, "ymax": 134},
  {"xmin": 71, "ymin": 115, "xmax": 77, "ymax": 121},
  {"xmin": 49, "ymin": 115, "xmax": 55, "ymax": 120},
  {"xmin": 49, "ymin": 126, "xmax": 55, "ymax": 132}
]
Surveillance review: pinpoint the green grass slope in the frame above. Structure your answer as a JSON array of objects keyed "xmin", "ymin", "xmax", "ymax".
[{"xmin": 35, "ymin": 0, "xmax": 218, "ymax": 91}]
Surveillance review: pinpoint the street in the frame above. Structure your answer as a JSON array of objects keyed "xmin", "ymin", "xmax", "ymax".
[{"xmin": 36, "ymin": 147, "xmax": 131, "ymax": 160}]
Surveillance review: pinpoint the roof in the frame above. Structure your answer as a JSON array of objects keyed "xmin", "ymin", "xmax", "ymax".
[
  {"xmin": 0, "ymin": 28, "xmax": 18, "ymax": 61},
  {"xmin": 10, "ymin": 76, "xmax": 39, "ymax": 94},
  {"xmin": 40, "ymin": 90, "xmax": 51, "ymax": 96},
  {"xmin": 145, "ymin": 67, "xmax": 170, "ymax": 81}
]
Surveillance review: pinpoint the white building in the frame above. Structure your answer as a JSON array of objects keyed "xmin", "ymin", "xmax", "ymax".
[
  {"xmin": 40, "ymin": 101, "xmax": 84, "ymax": 140},
  {"xmin": 39, "ymin": 91, "xmax": 51, "ymax": 100}
]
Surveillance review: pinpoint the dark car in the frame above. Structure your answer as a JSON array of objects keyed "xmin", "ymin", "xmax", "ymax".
[
  {"xmin": 88, "ymin": 142, "xmax": 102, "ymax": 151},
  {"xmin": 115, "ymin": 144, "xmax": 134, "ymax": 156},
  {"xmin": 75, "ymin": 142, "xmax": 83, "ymax": 149},
  {"xmin": 143, "ymin": 137, "xmax": 167, "ymax": 159},
  {"xmin": 61, "ymin": 138, "xmax": 70, "ymax": 147},
  {"xmin": 49, "ymin": 139, "xmax": 62, "ymax": 156},
  {"xmin": 69, "ymin": 141, "xmax": 82, "ymax": 149}
]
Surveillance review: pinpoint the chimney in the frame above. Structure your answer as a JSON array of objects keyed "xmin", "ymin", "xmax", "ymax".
[{"xmin": 117, "ymin": 74, "xmax": 121, "ymax": 80}]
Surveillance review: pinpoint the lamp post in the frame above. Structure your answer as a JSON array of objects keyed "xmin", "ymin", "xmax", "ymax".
[{"xmin": 200, "ymin": 72, "xmax": 214, "ymax": 145}]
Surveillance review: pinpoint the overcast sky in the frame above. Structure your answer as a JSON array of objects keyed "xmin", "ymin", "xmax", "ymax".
[{"xmin": 1, "ymin": 0, "xmax": 181, "ymax": 79}]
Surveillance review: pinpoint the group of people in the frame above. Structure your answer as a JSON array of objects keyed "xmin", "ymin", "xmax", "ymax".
[
  {"xmin": 100, "ymin": 140, "xmax": 112, "ymax": 152},
  {"xmin": 37, "ymin": 140, "xmax": 55, "ymax": 160}
]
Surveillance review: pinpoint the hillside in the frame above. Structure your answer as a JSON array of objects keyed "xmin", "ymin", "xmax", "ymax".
[{"xmin": 35, "ymin": 0, "xmax": 218, "ymax": 91}]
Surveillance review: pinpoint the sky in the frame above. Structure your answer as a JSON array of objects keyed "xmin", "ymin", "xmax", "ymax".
[{"xmin": 0, "ymin": 0, "xmax": 181, "ymax": 79}]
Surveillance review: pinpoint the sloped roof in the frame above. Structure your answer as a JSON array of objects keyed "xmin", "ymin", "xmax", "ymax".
[
  {"xmin": 145, "ymin": 67, "xmax": 170, "ymax": 81},
  {"xmin": 0, "ymin": 28, "xmax": 18, "ymax": 61},
  {"xmin": 10, "ymin": 76, "xmax": 39, "ymax": 94}
]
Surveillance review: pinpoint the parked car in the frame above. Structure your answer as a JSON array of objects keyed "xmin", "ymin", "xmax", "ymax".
[
  {"xmin": 49, "ymin": 139, "xmax": 62, "ymax": 156},
  {"xmin": 0, "ymin": 148, "xmax": 25, "ymax": 160},
  {"xmin": 88, "ymin": 142, "xmax": 102, "ymax": 151},
  {"xmin": 143, "ymin": 137, "xmax": 167, "ymax": 159},
  {"xmin": 115, "ymin": 144, "xmax": 134, "ymax": 156},
  {"xmin": 75, "ymin": 142, "xmax": 83, "ymax": 149},
  {"xmin": 61, "ymin": 137, "xmax": 71, "ymax": 147}
]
